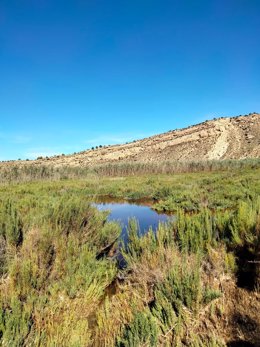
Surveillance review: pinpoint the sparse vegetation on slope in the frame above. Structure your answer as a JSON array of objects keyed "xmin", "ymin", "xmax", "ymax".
[{"xmin": 1, "ymin": 113, "xmax": 259, "ymax": 167}]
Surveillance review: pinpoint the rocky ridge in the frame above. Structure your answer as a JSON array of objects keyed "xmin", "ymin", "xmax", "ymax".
[{"xmin": 2, "ymin": 113, "xmax": 260, "ymax": 167}]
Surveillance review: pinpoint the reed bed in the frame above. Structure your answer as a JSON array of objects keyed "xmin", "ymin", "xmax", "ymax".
[{"xmin": 0, "ymin": 158, "xmax": 259, "ymax": 183}]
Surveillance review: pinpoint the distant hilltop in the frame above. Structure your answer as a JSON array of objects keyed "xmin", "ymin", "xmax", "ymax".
[{"xmin": 2, "ymin": 113, "xmax": 260, "ymax": 167}]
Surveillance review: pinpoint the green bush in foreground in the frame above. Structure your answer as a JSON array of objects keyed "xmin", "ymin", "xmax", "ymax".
[{"xmin": 116, "ymin": 310, "xmax": 158, "ymax": 347}]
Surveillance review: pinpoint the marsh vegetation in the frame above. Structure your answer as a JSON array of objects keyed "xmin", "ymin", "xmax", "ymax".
[{"xmin": 0, "ymin": 161, "xmax": 259, "ymax": 346}]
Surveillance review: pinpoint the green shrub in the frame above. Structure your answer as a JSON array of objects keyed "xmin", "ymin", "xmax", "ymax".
[
  {"xmin": 0, "ymin": 200, "xmax": 23, "ymax": 247},
  {"xmin": 116, "ymin": 310, "xmax": 158, "ymax": 347}
]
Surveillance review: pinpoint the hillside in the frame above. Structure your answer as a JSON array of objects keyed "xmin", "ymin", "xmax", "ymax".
[{"xmin": 3, "ymin": 113, "xmax": 260, "ymax": 167}]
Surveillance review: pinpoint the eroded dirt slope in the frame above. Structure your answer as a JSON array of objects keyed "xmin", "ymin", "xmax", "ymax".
[{"xmin": 2, "ymin": 113, "xmax": 260, "ymax": 167}]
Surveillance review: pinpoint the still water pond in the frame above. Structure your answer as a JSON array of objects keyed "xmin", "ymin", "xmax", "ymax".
[{"xmin": 93, "ymin": 200, "xmax": 171, "ymax": 242}]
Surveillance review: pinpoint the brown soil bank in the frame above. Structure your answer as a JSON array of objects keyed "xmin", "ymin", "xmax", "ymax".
[{"xmin": 1, "ymin": 113, "xmax": 259, "ymax": 167}]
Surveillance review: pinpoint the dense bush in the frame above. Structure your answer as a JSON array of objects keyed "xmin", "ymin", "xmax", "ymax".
[{"xmin": 116, "ymin": 311, "xmax": 158, "ymax": 347}]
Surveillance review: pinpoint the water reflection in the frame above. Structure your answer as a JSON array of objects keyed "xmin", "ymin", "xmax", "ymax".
[{"xmin": 94, "ymin": 201, "xmax": 170, "ymax": 242}]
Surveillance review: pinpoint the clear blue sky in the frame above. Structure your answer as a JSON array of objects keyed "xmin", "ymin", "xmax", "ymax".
[{"xmin": 0, "ymin": 0, "xmax": 259, "ymax": 160}]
